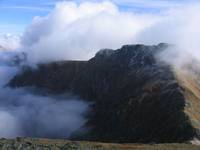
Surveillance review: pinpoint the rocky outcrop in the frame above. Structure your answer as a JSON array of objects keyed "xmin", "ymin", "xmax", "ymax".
[{"xmin": 9, "ymin": 43, "xmax": 198, "ymax": 143}]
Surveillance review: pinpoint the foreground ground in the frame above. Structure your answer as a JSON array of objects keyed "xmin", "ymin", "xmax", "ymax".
[{"xmin": 0, "ymin": 138, "xmax": 199, "ymax": 150}]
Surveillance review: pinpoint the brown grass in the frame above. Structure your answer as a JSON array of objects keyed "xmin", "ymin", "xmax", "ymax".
[
  {"xmin": 174, "ymin": 67, "xmax": 200, "ymax": 130},
  {"xmin": 0, "ymin": 138, "xmax": 200, "ymax": 150}
]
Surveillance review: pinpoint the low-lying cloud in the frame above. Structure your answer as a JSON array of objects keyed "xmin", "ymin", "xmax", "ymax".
[
  {"xmin": 0, "ymin": 51, "xmax": 89, "ymax": 138},
  {"xmin": 0, "ymin": 88, "xmax": 89, "ymax": 138}
]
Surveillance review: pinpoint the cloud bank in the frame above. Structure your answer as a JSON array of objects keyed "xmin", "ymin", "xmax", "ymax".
[
  {"xmin": 21, "ymin": 1, "xmax": 156, "ymax": 63},
  {"xmin": 0, "ymin": 34, "xmax": 21, "ymax": 50},
  {"xmin": 0, "ymin": 88, "xmax": 89, "ymax": 138},
  {"xmin": 0, "ymin": 51, "xmax": 89, "ymax": 138},
  {"xmin": 136, "ymin": 3, "xmax": 200, "ymax": 68},
  {"xmin": 19, "ymin": 1, "xmax": 200, "ymax": 68}
]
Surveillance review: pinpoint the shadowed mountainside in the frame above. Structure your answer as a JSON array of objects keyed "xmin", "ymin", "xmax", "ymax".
[{"xmin": 9, "ymin": 43, "xmax": 199, "ymax": 143}]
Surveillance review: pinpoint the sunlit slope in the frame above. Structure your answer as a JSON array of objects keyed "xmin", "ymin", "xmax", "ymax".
[{"xmin": 175, "ymin": 64, "xmax": 200, "ymax": 131}]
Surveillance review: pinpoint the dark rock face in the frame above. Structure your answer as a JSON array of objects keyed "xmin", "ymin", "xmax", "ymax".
[{"xmin": 9, "ymin": 43, "xmax": 196, "ymax": 143}]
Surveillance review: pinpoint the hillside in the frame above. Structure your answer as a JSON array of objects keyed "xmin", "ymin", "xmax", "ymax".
[
  {"xmin": 174, "ymin": 62, "xmax": 200, "ymax": 135},
  {"xmin": 9, "ymin": 43, "xmax": 200, "ymax": 143},
  {"xmin": 0, "ymin": 138, "xmax": 200, "ymax": 150}
]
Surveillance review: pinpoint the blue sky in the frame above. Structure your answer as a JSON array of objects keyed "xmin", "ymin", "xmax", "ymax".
[
  {"xmin": 0, "ymin": 0, "xmax": 55, "ymax": 34},
  {"xmin": 0, "ymin": 0, "xmax": 195, "ymax": 34}
]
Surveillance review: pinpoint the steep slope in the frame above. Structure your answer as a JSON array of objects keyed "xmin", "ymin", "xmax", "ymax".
[
  {"xmin": 9, "ymin": 43, "xmax": 198, "ymax": 143},
  {"xmin": 174, "ymin": 62, "xmax": 200, "ymax": 135}
]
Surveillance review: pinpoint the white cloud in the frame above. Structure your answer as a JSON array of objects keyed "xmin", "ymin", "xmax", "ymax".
[
  {"xmin": 135, "ymin": 3, "xmax": 200, "ymax": 68},
  {"xmin": 0, "ymin": 88, "xmax": 89, "ymax": 138},
  {"xmin": 20, "ymin": 0, "xmax": 200, "ymax": 70},
  {"xmin": 113, "ymin": 0, "xmax": 187, "ymax": 8},
  {"xmin": 0, "ymin": 51, "xmax": 89, "ymax": 138},
  {"xmin": 55, "ymin": 0, "xmax": 192, "ymax": 11},
  {"xmin": 21, "ymin": 1, "xmax": 157, "ymax": 63},
  {"xmin": 0, "ymin": 34, "xmax": 21, "ymax": 50}
]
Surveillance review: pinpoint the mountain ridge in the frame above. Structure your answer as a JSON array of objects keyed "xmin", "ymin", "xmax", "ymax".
[{"xmin": 9, "ymin": 43, "xmax": 200, "ymax": 143}]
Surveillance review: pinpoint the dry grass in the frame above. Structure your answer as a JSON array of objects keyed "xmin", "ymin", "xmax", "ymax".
[
  {"xmin": 0, "ymin": 138, "xmax": 199, "ymax": 150},
  {"xmin": 174, "ymin": 66, "xmax": 200, "ymax": 130}
]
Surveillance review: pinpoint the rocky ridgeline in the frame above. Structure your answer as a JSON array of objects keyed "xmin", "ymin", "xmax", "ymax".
[{"xmin": 9, "ymin": 43, "xmax": 199, "ymax": 143}]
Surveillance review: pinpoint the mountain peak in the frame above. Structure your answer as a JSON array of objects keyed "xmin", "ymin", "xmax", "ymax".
[{"xmin": 9, "ymin": 44, "xmax": 199, "ymax": 143}]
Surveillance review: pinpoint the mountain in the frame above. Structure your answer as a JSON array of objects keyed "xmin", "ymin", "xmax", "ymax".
[{"xmin": 9, "ymin": 43, "xmax": 200, "ymax": 143}]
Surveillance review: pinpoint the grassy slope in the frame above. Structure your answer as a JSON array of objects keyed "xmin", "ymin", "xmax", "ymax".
[
  {"xmin": 0, "ymin": 138, "xmax": 199, "ymax": 150},
  {"xmin": 175, "ymin": 67, "xmax": 200, "ymax": 130}
]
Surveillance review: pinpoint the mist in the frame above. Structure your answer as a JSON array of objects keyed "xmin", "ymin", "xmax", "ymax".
[
  {"xmin": 0, "ymin": 51, "xmax": 89, "ymax": 138},
  {"xmin": 135, "ymin": 3, "xmax": 200, "ymax": 69}
]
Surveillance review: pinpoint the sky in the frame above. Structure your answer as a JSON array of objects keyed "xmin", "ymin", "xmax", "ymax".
[{"xmin": 0, "ymin": 0, "xmax": 196, "ymax": 34}]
